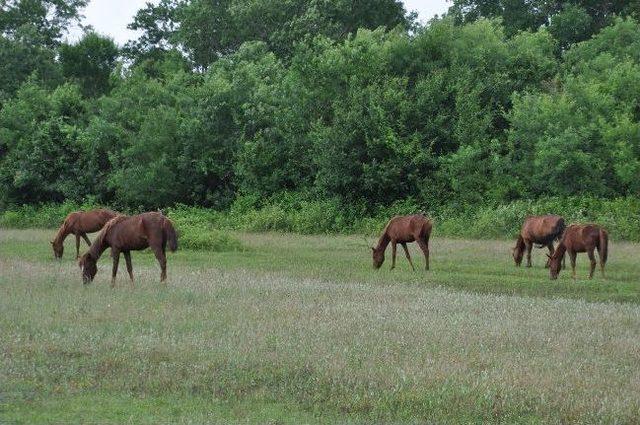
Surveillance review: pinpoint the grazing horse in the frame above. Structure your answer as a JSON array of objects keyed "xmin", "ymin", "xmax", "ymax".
[
  {"xmin": 548, "ymin": 224, "xmax": 608, "ymax": 280},
  {"xmin": 372, "ymin": 214, "xmax": 432, "ymax": 271},
  {"xmin": 513, "ymin": 215, "xmax": 566, "ymax": 268},
  {"xmin": 78, "ymin": 212, "xmax": 178, "ymax": 286},
  {"xmin": 51, "ymin": 209, "xmax": 118, "ymax": 259}
]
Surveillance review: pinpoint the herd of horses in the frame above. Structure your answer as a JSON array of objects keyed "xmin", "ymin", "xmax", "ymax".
[
  {"xmin": 365, "ymin": 213, "xmax": 607, "ymax": 280},
  {"xmin": 52, "ymin": 209, "xmax": 177, "ymax": 286},
  {"xmin": 52, "ymin": 209, "xmax": 608, "ymax": 286}
]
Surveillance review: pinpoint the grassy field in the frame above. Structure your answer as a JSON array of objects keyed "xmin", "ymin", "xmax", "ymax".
[{"xmin": 2, "ymin": 229, "xmax": 640, "ymax": 423}]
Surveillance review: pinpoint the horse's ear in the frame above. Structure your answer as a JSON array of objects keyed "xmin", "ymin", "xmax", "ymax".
[
  {"xmin": 50, "ymin": 241, "xmax": 54, "ymax": 245},
  {"xmin": 546, "ymin": 253, "xmax": 551, "ymax": 259},
  {"xmin": 371, "ymin": 247, "xmax": 375, "ymax": 252}
]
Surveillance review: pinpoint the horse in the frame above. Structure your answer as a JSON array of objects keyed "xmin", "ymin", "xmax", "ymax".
[
  {"xmin": 548, "ymin": 224, "xmax": 608, "ymax": 280},
  {"xmin": 51, "ymin": 209, "xmax": 119, "ymax": 259},
  {"xmin": 512, "ymin": 215, "xmax": 566, "ymax": 268},
  {"xmin": 371, "ymin": 214, "xmax": 432, "ymax": 271},
  {"xmin": 78, "ymin": 212, "xmax": 178, "ymax": 286}
]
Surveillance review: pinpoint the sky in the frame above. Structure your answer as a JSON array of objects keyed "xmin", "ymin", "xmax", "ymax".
[{"xmin": 67, "ymin": 0, "xmax": 451, "ymax": 46}]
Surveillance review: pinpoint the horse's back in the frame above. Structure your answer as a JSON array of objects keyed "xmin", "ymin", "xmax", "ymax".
[
  {"xmin": 522, "ymin": 214, "xmax": 564, "ymax": 243},
  {"xmin": 563, "ymin": 224, "xmax": 604, "ymax": 251},
  {"xmin": 386, "ymin": 214, "xmax": 431, "ymax": 240}
]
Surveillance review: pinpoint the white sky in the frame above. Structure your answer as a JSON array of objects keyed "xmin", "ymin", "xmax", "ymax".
[{"xmin": 66, "ymin": 0, "xmax": 451, "ymax": 46}]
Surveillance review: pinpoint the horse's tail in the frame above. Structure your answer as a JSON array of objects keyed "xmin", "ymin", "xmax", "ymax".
[
  {"xmin": 163, "ymin": 218, "xmax": 178, "ymax": 252},
  {"xmin": 599, "ymin": 228, "xmax": 608, "ymax": 265}
]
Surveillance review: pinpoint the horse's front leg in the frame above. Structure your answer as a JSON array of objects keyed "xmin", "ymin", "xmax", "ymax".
[
  {"xmin": 81, "ymin": 233, "xmax": 91, "ymax": 246},
  {"xmin": 401, "ymin": 243, "xmax": 415, "ymax": 271},
  {"xmin": 569, "ymin": 250, "xmax": 577, "ymax": 280},
  {"xmin": 390, "ymin": 242, "xmax": 397, "ymax": 270},
  {"xmin": 111, "ymin": 250, "xmax": 120, "ymax": 288},
  {"xmin": 525, "ymin": 241, "xmax": 533, "ymax": 267},
  {"xmin": 75, "ymin": 234, "xmax": 81, "ymax": 259}
]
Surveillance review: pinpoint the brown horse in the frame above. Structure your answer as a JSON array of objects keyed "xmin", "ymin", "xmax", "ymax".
[
  {"xmin": 372, "ymin": 214, "xmax": 432, "ymax": 271},
  {"xmin": 513, "ymin": 215, "xmax": 566, "ymax": 268},
  {"xmin": 52, "ymin": 209, "xmax": 119, "ymax": 259},
  {"xmin": 548, "ymin": 224, "xmax": 608, "ymax": 280},
  {"xmin": 78, "ymin": 212, "xmax": 178, "ymax": 286}
]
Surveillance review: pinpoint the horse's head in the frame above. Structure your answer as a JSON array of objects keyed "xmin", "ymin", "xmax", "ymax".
[
  {"xmin": 547, "ymin": 253, "xmax": 562, "ymax": 280},
  {"xmin": 78, "ymin": 252, "xmax": 97, "ymax": 284},
  {"xmin": 51, "ymin": 240, "xmax": 63, "ymax": 259},
  {"xmin": 372, "ymin": 247, "xmax": 384, "ymax": 269},
  {"xmin": 512, "ymin": 246, "xmax": 523, "ymax": 266}
]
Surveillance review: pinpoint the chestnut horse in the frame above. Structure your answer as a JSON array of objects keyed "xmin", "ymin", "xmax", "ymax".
[
  {"xmin": 372, "ymin": 214, "xmax": 432, "ymax": 271},
  {"xmin": 513, "ymin": 215, "xmax": 566, "ymax": 268},
  {"xmin": 52, "ymin": 209, "xmax": 118, "ymax": 259},
  {"xmin": 78, "ymin": 212, "xmax": 178, "ymax": 286},
  {"xmin": 548, "ymin": 224, "xmax": 608, "ymax": 280}
]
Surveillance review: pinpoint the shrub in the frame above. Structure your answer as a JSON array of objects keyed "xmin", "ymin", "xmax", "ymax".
[
  {"xmin": 0, "ymin": 200, "xmax": 98, "ymax": 228},
  {"xmin": 2, "ymin": 196, "xmax": 640, "ymax": 242},
  {"xmin": 166, "ymin": 205, "xmax": 244, "ymax": 252}
]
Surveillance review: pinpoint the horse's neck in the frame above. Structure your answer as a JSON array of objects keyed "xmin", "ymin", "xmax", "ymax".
[
  {"xmin": 53, "ymin": 222, "xmax": 70, "ymax": 244},
  {"xmin": 87, "ymin": 235, "xmax": 108, "ymax": 260},
  {"xmin": 515, "ymin": 235, "xmax": 525, "ymax": 251},
  {"xmin": 375, "ymin": 233, "xmax": 390, "ymax": 252},
  {"xmin": 555, "ymin": 242, "xmax": 567, "ymax": 258}
]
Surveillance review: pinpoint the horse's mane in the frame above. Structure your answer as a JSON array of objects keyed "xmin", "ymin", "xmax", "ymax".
[{"xmin": 88, "ymin": 214, "xmax": 127, "ymax": 257}]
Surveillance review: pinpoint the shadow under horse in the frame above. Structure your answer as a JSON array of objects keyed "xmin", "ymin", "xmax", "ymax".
[
  {"xmin": 371, "ymin": 214, "xmax": 432, "ymax": 271},
  {"xmin": 78, "ymin": 212, "xmax": 178, "ymax": 287}
]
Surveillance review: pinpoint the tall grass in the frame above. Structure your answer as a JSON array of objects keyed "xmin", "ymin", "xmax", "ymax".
[{"xmin": 2, "ymin": 230, "xmax": 640, "ymax": 423}]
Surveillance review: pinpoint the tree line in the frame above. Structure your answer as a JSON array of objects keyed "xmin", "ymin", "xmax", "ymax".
[{"xmin": 1, "ymin": 0, "xmax": 640, "ymax": 213}]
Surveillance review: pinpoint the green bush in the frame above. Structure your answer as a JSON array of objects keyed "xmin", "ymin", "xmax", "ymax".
[
  {"xmin": 3, "ymin": 196, "xmax": 640, "ymax": 242},
  {"xmin": 435, "ymin": 197, "xmax": 640, "ymax": 241},
  {"xmin": 0, "ymin": 200, "xmax": 98, "ymax": 228},
  {"xmin": 177, "ymin": 227, "xmax": 244, "ymax": 251},
  {"xmin": 166, "ymin": 205, "xmax": 244, "ymax": 252}
]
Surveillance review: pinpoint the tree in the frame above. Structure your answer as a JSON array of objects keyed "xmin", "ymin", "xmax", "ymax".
[
  {"xmin": 449, "ymin": 0, "xmax": 639, "ymax": 43},
  {"xmin": 125, "ymin": 0, "xmax": 411, "ymax": 67},
  {"xmin": 60, "ymin": 32, "xmax": 119, "ymax": 97},
  {"xmin": 0, "ymin": 0, "xmax": 88, "ymax": 47}
]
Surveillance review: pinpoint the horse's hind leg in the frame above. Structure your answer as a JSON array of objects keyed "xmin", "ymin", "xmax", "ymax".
[
  {"xmin": 416, "ymin": 237, "xmax": 430, "ymax": 271},
  {"xmin": 596, "ymin": 246, "xmax": 606, "ymax": 278},
  {"xmin": 401, "ymin": 243, "xmax": 415, "ymax": 271},
  {"xmin": 81, "ymin": 233, "xmax": 91, "ymax": 246},
  {"xmin": 390, "ymin": 241, "xmax": 397, "ymax": 270},
  {"xmin": 545, "ymin": 244, "xmax": 554, "ymax": 268},
  {"xmin": 111, "ymin": 250, "xmax": 120, "ymax": 288},
  {"xmin": 151, "ymin": 246, "xmax": 167, "ymax": 282},
  {"xmin": 587, "ymin": 249, "xmax": 597, "ymax": 279},
  {"xmin": 124, "ymin": 251, "xmax": 134, "ymax": 286}
]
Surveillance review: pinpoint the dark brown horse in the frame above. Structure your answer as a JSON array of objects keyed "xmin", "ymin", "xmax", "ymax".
[
  {"xmin": 513, "ymin": 215, "xmax": 566, "ymax": 268},
  {"xmin": 372, "ymin": 214, "xmax": 432, "ymax": 271},
  {"xmin": 548, "ymin": 224, "xmax": 608, "ymax": 280},
  {"xmin": 78, "ymin": 212, "xmax": 178, "ymax": 286},
  {"xmin": 52, "ymin": 209, "xmax": 119, "ymax": 259}
]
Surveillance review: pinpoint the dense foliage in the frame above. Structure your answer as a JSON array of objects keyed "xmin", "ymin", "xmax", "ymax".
[{"xmin": 1, "ymin": 0, "xmax": 640, "ymax": 227}]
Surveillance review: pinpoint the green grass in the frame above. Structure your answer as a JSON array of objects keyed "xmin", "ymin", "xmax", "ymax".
[{"xmin": 2, "ymin": 229, "xmax": 640, "ymax": 423}]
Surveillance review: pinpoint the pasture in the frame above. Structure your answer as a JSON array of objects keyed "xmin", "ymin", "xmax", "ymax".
[{"xmin": 2, "ymin": 229, "xmax": 640, "ymax": 423}]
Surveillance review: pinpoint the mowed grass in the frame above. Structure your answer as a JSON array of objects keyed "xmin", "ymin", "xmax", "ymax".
[{"xmin": 1, "ymin": 229, "xmax": 640, "ymax": 423}]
